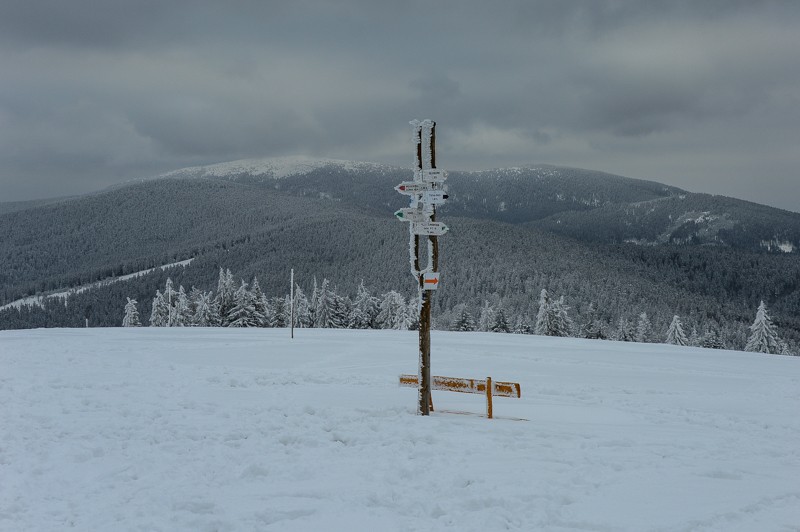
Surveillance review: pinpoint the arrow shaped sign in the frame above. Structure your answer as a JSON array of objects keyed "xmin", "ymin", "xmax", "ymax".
[
  {"xmin": 412, "ymin": 221, "xmax": 449, "ymax": 236},
  {"xmin": 423, "ymin": 272, "xmax": 440, "ymax": 290},
  {"xmin": 395, "ymin": 181, "xmax": 435, "ymax": 194},
  {"xmin": 395, "ymin": 208, "xmax": 430, "ymax": 223},
  {"xmin": 421, "ymin": 190, "xmax": 449, "ymax": 205}
]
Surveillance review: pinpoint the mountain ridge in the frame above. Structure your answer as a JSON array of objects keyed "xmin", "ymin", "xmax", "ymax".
[{"xmin": 2, "ymin": 157, "xmax": 799, "ymax": 348}]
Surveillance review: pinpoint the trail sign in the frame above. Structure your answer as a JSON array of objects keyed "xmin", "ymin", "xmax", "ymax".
[
  {"xmin": 394, "ymin": 208, "xmax": 429, "ymax": 223},
  {"xmin": 399, "ymin": 374, "xmax": 521, "ymax": 419},
  {"xmin": 421, "ymin": 190, "xmax": 448, "ymax": 205},
  {"xmin": 395, "ymin": 181, "xmax": 434, "ymax": 194},
  {"xmin": 412, "ymin": 221, "xmax": 449, "ymax": 236},
  {"xmin": 422, "ymin": 169, "xmax": 447, "ymax": 182},
  {"xmin": 423, "ymin": 272, "xmax": 440, "ymax": 289}
]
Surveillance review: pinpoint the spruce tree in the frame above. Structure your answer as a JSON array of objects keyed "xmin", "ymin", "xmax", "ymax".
[
  {"xmin": 293, "ymin": 286, "xmax": 312, "ymax": 328},
  {"xmin": 229, "ymin": 281, "xmax": 258, "ymax": 327},
  {"xmin": 745, "ymin": 301, "xmax": 781, "ymax": 354},
  {"xmin": 173, "ymin": 285, "xmax": 191, "ymax": 326},
  {"xmin": 582, "ymin": 303, "xmax": 605, "ymax": 340},
  {"xmin": 478, "ymin": 301, "xmax": 495, "ymax": 332},
  {"xmin": 701, "ymin": 327, "xmax": 724, "ymax": 349},
  {"xmin": 614, "ymin": 317, "xmax": 635, "ymax": 342},
  {"xmin": 193, "ymin": 291, "xmax": 216, "ymax": 327},
  {"xmin": 534, "ymin": 289, "xmax": 552, "ymax": 335},
  {"xmin": 352, "ymin": 281, "xmax": 380, "ymax": 329},
  {"xmin": 270, "ymin": 296, "xmax": 287, "ymax": 328},
  {"xmin": 451, "ymin": 307, "xmax": 476, "ymax": 332},
  {"xmin": 314, "ymin": 279, "xmax": 334, "ymax": 328},
  {"xmin": 250, "ymin": 277, "xmax": 268, "ymax": 327},
  {"xmin": 214, "ymin": 268, "xmax": 236, "ymax": 326},
  {"xmin": 122, "ymin": 297, "xmax": 140, "ymax": 327},
  {"xmin": 666, "ymin": 315, "xmax": 688, "ymax": 346},
  {"xmin": 635, "ymin": 312, "xmax": 652, "ymax": 343},
  {"xmin": 550, "ymin": 296, "xmax": 573, "ymax": 337},
  {"xmin": 377, "ymin": 291, "xmax": 407, "ymax": 329},
  {"xmin": 513, "ymin": 316, "xmax": 533, "ymax": 334},
  {"xmin": 149, "ymin": 290, "xmax": 169, "ymax": 327},
  {"xmin": 490, "ymin": 306, "xmax": 511, "ymax": 333}
]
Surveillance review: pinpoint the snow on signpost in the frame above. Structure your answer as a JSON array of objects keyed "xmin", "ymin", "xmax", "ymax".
[{"xmin": 397, "ymin": 119, "xmax": 446, "ymax": 416}]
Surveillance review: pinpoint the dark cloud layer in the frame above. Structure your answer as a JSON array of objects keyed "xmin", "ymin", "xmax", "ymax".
[{"xmin": 1, "ymin": 1, "xmax": 799, "ymax": 211}]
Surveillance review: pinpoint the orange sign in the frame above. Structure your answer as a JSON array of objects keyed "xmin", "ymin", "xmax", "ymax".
[{"xmin": 399, "ymin": 374, "xmax": 521, "ymax": 419}]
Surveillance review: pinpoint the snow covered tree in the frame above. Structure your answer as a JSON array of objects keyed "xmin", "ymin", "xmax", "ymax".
[
  {"xmin": 292, "ymin": 286, "xmax": 312, "ymax": 328},
  {"xmin": 635, "ymin": 312, "xmax": 652, "ymax": 343},
  {"xmin": 701, "ymin": 327, "xmax": 724, "ymax": 349},
  {"xmin": 745, "ymin": 301, "xmax": 781, "ymax": 354},
  {"xmin": 403, "ymin": 298, "xmax": 418, "ymax": 331},
  {"xmin": 377, "ymin": 290, "xmax": 407, "ymax": 330},
  {"xmin": 490, "ymin": 305, "xmax": 511, "ymax": 333},
  {"xmin": 534, "ymin": 289, "xmax": 553, "ymax": 335},
  {"xmin": 513, "ymin": 316, "xmax": 533, "ymax": 334},
  {"xmin": 173, "ymin": 285, "xmax": 191, "ymax": 326},
  {"xmin": 250, "ymin": 277, "xmax": 268, "ymax": 327},
  {"xmin": 352, "ymin": 281, "xmax": 380, "ymax": 329},
  {"xmin": 613, "ymin": 317, "xmax": 635, "ymax": 342},
  {"xmin": 269, "ymin": 296, "xmax": 287, "ymax": 328},
  {"xmin": 193, "ymin": 291, "xmax": 216, "ymax": 327},
  {"xmin": 688, "ymin": 327, "xmax": 700, "ymax": 347},
  {"xmin": 478, "ymin": 301, "xmax": 494, "ymax": 332},
  {"xmin": 451, "ymin": 306, "xmax": 476, "ymax": 332},
  {"xmin": 149, "ymin": 290, "xmax": 169, "ymax": 327},
  {"xmin": 229, "ymin": 281, "xmax": 258, "ymax": 328},
  {"xmin": 330, "ymin": 293, "xmax": 351, "ymax": 329},
  {"xmin": 665, "ymin": 315, "xmax": 688, "ymax": 346},
  {"xmin": 551, "ymin": 297, "xmax": 574, "ymax": 337},
  {"xmin": 582, "ymin": 303, "xmax": 606, "ymax": 340},
  {"xmin": 122, "ymin": 297, "xmax": 140, "ymax": 327},
  {"xmin": 214, "ymin": 268, "xmax": 236, "ymax": 326},
  {"xmin": 314, "ymin": 279, "xmax": 334, "ymax": 328}
]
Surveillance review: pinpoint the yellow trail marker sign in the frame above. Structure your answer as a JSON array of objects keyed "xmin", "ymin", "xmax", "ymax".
[{"xmin": 399, "ymin": 374, "xmax": 520, "ymax": 419}]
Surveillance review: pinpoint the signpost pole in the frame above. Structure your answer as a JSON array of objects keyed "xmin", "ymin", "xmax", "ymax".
[{"xmin": 399, "ymin": 119, "xmax": 445, "ymax": 416}]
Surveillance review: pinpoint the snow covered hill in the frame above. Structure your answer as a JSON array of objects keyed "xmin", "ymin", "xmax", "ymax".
[
  {"xmin": 158, "ymin": 155, "xmax": 396, "ymax": 181},
  {"xmin": 2, "ymin": 328, "xmax": 799, "ymax": 531}
]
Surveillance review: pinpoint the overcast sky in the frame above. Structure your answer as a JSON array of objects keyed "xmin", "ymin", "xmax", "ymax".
[{"xmin": 2, "ymin": 1, "xmax": 799, "ymax": 211}]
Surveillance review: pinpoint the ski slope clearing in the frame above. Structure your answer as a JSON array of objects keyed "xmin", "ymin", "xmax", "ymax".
[{"xmin": 2, "ymin": 328, "xmax": 799, "ymax": 531}]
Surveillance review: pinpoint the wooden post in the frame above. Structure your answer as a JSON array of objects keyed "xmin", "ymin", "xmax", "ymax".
[
  {"xmin": 486, "ymin": 376, "xmax": 493, "ymax": 419},
  {"xmin": 415, "ymin": 124, "xmax": 431, "ymax": 416}
]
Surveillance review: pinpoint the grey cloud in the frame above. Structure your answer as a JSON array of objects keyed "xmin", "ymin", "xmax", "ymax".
[{"xmin": 1, "ymin": 1, "xmax": 800, "ymax": 211}]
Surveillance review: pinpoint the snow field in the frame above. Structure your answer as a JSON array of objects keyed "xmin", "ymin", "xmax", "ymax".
[{"xmin": 1, "ymin": 328, "xmax": 799, "ymax": 531}]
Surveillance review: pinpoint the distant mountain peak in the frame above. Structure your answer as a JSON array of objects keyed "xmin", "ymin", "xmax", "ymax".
[{"xmin": 160, "ymin": 155, "xmax": 397, "ymax": 180}]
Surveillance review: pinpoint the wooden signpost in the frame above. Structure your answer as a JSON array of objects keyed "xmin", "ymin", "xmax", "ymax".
[
  {"xmin": 396, "ymin": 119, "xmax": 447, "ymax": 416},
  {"xmin": 396, "ymin": 120, "xmax": 521, "ymax": 420}
]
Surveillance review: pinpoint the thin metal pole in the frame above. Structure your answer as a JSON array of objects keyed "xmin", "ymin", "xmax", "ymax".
[{"xmin": 290, "ymin": 269, "xmax": 295, "ymax": 339}]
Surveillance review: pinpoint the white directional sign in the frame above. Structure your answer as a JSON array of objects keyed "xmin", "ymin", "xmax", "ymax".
[
  {"xmin": 412, "ymin": 221, "xmax": 449, "ymax": 236},
  {"xmin": 394, "ymin": 208, "xmax": 430, "ymax": 223},
  {"xmin": 422, "ymin": 169, "xmax": 447, "ymax": 182},
  {"xmin": 421, "ymin": 190, "xmax": 449, "ymax": 205},
  {"xmin": 395, "ymin": 181, "xmax": 435, "ymax": 194},
  {"xmin": 422, "ymin": 272, "xmax": 440, "ymax": 290}
]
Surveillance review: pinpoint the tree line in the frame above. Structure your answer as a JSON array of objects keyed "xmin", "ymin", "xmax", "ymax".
[{"xmin": 123, "ymin": 268, "xmax": 795, "ymax": 356}]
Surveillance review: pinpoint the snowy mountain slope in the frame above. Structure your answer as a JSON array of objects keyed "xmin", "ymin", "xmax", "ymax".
[
  {"xmin": 3, "ymin": 157, "xmax": 800, "ymax": 342},
  {"xmin": 0, "ymin": 258, "xmax": 193, "ymax": 312},
  {"xmin": 151, "ymin": 156, "xmax": 800, "ymax": 250},
  {"xmin": 2, "ymin": 327, "xmax": 799, "ymax": 531},
  {"xmin": 158, "ymin": 155, "xmax": 397, "ymax": 181}
]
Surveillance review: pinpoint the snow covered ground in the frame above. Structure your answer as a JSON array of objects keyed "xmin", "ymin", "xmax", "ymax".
[{"xmin": 2, "ymin": 328, "xmax": 799, "ymax": 531}]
